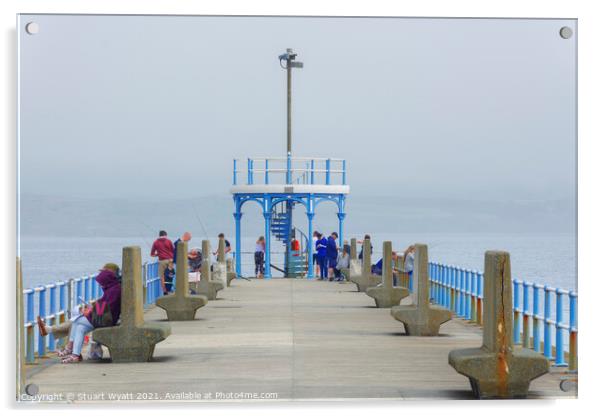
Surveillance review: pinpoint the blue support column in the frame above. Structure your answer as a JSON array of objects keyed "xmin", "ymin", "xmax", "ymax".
[
  {"xmin": 306, "ymin": 210, "xmax": 315, "ymax": 279},
  {"xmin": 263, "ymin": 197, "xmax": 272, "ymax": 279},
  {"xmin": 233, "ymin": 210, "xmax": 243, "ymax": 276},
  {"xmin": 337, "ymin": 212, "xmax": 346, "ymax": 247}
]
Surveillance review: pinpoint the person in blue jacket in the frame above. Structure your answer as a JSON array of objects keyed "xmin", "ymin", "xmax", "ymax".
[
  {"xmin": 315, "ymin": 232, "xmax": 328, "ymax": 280},
  {"xmin": 326, "ymin": 232, "xmax": 339, "ymax": 281}
]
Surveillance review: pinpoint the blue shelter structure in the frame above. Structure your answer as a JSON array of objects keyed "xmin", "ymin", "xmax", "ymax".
[
  {"xmin": 230, "ymin": 155, "xmax": 349, "ymax": 278},
  {"xmin": 231, "ymin": 48, "xmax": 349, "ymax": 278}
]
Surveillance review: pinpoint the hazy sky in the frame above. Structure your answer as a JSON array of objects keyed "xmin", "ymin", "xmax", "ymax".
[{"xmin": 19, "ymin": 15, "xmax": 576, "ymax": 201}]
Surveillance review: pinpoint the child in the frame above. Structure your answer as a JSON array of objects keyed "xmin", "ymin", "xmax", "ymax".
[{"xmin": 164, "ymin": 260, "xmax": 175, "ymax": 294}]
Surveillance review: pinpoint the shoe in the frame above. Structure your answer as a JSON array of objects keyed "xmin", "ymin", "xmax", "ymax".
[
  {"xmin": 37, "ymin": 316, "xmax": 48, "ymax": 337},
  {"xmin": 61, "ymin": 354, "xmax": 82, "ymax": 364},
  {"xmin": 56, "ymin": 342, "xmax": 73, "ymax": 357}
]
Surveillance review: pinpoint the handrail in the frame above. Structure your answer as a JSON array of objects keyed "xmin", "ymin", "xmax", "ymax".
[
  {"xmin": 232, "ymin": 156, "xmax": 347, "ymax": 186},
  {"xmin": 427, "ymin": 262, "xmax": 577, "ymax": 372}
]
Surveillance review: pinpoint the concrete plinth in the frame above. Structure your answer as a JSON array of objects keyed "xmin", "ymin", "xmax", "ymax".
[
  {"xmin": 448, "ymin": 251, "xmax": 549, "ymax": 399},
  {"xmin": 156, "ymin": 241, "xmax": 208, "ymax": 320},
  {"xmin": 196, "ymin": 240, "xmax": 224, "ymax": 301},
  {"xmin": 226, "ymin": 258, "xmax": 237, "ymax": 286},
  {"xmin": 366, "ymin": 241, "xmax": 409, "ymax": 308},
  {"xmin": 93, "ymin": 246, "xmax": 171, "ymax": 362},
  {"xmin": 391, "ymin": 244, "xmax": 452, "ymax": 336},
  {"xmin": 349, "ymin": 238, "xmax": 382, "ymax": 292}
]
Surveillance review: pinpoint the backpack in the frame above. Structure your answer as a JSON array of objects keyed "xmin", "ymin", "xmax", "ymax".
[{"xmin": 89, "ymin": 300, "xmax": 113, "ymax": 328}]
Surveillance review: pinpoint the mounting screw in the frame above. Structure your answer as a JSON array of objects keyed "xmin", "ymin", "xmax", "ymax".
[
  {"xmin": 25, "ymin": 22, "xmax": 39, "ymax": 35},
  {"xmin": 559, "ymin": 26, "xmax": 573, "ymax": 39}
]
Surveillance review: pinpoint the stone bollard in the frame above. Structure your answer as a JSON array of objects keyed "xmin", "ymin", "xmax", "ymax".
[
  {"xmin": 348, "ymin": 238, "xmax": 381, "ymax": 292},
  {"xmin": 448, "ymin": 251, "xmax": 549, "ymax": 399},
  {"xmin": 93, "ymin": 246, "xmax": 171, "ymax": 362},
  {"xmin": 391, "ymin": 244, "xmax": 452, "ymax": 335},
  {"xmin": 365, "ymin": 241, "xmax": 410, "ymax": 308},
  {"xmin": 214, "ymin": 237, "xmax": 228, "ymax": 288},
  {"xmin": 226, "ymin": 258, "xmax": 237, "ymax": 286},
  {"xmin": 196, "ymin": 240, "xmax": 224, "ymax": 301},
  {"xmin": 156, "ymin": 241, "xmax": 208, "ymax": 320}
]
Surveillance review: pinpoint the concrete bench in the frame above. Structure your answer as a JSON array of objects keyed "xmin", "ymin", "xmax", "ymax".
[
  {"xmin": 348, "ymin": 238, "xmax": 381, "ymax": 292},
  {"xmin": 448, "ymin": 251, "xmax": 549, "ymax": 398},
  {"xmin": 93, "ymin": 246, "xmax": 171, "ymax": 362},
  {"xmin": 366, "ymin": 241, "xmax": 409, "ymax": 308},
  {"xmin": 390, "ymin": 243, "xmax": 452, "ymax": 336},
  {"xmin": 196, "ymin": 239, "xmax": 224, "ymax": 300},
  {"xmin": 156, "ymin": 241, "xmax": 208, "ymax": 320}
]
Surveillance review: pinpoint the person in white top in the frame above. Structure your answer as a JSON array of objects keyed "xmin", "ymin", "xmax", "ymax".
[{"xmin": 254, "ymin": 236, "xmax": 266, "ymax": 278}]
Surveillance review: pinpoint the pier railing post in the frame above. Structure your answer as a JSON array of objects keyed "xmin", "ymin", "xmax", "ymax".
[
  {"xmin": 513, "ymin": 280, "xmax": 521, "ymax": 345},
  {"xmin": 464, "ymin": 269, "xmax": 471, "ymax": 320},
  {"xmin": 48, "ymin": 284, "xmax": 57, "ymax": 352},
  {"xmin": 25, "ymin": 290, "xmax": 34, "ymax": 363},
  {"xmin": 544, "ymin": 286, "xmax": 553, "ymax": 359},
  {"xmin": 569, "ymin": 291, "xmax": 578, "ymax": 372},
  {"xmin": 58, "ymin": 281, "xmax": 67, "ymax": 348},
  {"xmin": 470, "ymin": 271, "xmax": 477, "ymax": 322},
  {"xmin": 142, "ymin": 263, "xmax": 148, "ymax": 306},
  {"xmin": 36, "ymin": 287, "xmax": 47, "ymax": 358},
  {"xmin": 476, "ymin": 272, "xmax": 483, "ymax": 325},
  {"xmin": 555, "ymin": 289, "xmax": 568, "ymax": 366},
  {"xmin": 522, "ymin": 282, "xmax": 531, "ymax": 348},
  {"xmin": 533, "ymin": 284, "xmax": 542, "ymax": 352}
]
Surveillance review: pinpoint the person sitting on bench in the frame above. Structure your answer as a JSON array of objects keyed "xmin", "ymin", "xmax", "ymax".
[{"xmin": 37, "ymin": 263, "xmax": 122, "ymax": 364}]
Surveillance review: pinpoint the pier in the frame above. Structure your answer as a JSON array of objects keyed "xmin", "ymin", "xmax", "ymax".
[
  {"xmin": 22, "ymin": 277, "xmax": 574, "ymax": 401},
  {"xmin": 17, "ymin": 48, "xmax": 577, "ymax": 402}
]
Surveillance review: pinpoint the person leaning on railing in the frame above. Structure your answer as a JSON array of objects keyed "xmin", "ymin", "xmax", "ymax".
[{"xmin": 37, "ymin": 263, "xmax": 122, "ymax": 364}]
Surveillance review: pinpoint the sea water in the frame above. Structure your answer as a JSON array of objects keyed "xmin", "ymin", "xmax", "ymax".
[{"xmin": 19, "ymin": 232, "xmax": 576, "ymax": 292}]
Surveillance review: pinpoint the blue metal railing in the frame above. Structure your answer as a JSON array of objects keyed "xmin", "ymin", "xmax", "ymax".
[
  {"xmin": 428, "ymin": 262, "xmax": 578, "ymax": 372},
  {"xmin": 22, "ymin": 261, "xmax": 161, "ymax": 364},
  {"xmin": 232, "ymin": 156, "xmax": 347, "ymax": 186}
]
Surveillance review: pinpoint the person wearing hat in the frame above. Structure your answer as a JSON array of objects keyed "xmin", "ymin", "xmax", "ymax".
[{"xmin": 37, "ymin": 262, "xmax": 122, "ymax": 364}]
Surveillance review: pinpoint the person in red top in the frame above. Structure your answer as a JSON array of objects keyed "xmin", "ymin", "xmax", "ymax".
[{"xmin": 150, "ymin": 230, "xmax": 174, "ymax": 294}]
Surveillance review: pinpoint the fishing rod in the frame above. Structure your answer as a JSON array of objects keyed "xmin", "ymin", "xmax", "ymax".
[
  {"xmin": 192, "ymin": 204, "xmax": 210, "ymax": 240},
  {"xmin": 191, "ymin": 203, "xmax": 253, "ymax": 280}
]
